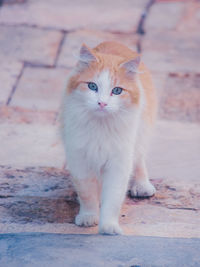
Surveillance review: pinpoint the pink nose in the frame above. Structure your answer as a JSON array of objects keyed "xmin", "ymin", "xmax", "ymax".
[{"xmin": 98, "ymin": 102, "xmax": 107, "ymax": 108}]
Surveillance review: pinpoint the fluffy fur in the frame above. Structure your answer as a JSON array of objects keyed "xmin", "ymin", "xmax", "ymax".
[{"xmin": 61, "ymin": 41, "xmax": 157, "ymax": 235}]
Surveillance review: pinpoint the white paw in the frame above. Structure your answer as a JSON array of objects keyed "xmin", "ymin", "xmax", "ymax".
[
  {"xmin": 75, "ymin": 212, "xmax": 98, "ymax": 227},
  {"xmin": 130, "ymin": 180, "xmax": 156, "ymax": 197},
  {"xmin": 99, "ymin": 221, "xmax": 123, "ymax": 235}
]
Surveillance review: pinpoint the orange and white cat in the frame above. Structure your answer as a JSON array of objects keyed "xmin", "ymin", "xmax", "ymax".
[{"xmin": 61, "ymin": 41, "xmax": 157, "ymax": 235}]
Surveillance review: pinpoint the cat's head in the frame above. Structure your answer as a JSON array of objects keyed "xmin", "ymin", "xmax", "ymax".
[{"xmin": 67, "ymin": 44, "xmax": 141, "ymax": 116}]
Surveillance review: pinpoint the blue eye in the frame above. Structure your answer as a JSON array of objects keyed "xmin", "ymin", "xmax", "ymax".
[
  {"xmin": 112, "ymin": 87, "xmax": 123, "ymax": 95},
  {"xmin": 88, "ymin": 82, "xmax": 98, "ymax": 92}
]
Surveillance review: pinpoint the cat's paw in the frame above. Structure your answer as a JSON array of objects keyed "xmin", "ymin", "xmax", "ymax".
[
  {"xmin": 99, "ymin": 221, "xmax": 123, "ymax": 235},
  {"xmin": 130, "ymin": 180, "xmax": 156, "ymax": 197},
  {"xmin": 75, "ymin": 212, "xmax": 98, "ymax": 227}
]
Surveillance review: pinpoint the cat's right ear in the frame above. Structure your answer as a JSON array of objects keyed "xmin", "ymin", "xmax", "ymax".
[{"xmin": 77, "ymin": 44, "xmax": 98, "ymax": 71}]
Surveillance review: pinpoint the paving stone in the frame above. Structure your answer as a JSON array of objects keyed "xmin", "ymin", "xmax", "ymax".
[
  {"xmin": 151, "ymin": 72, "xmax": 167, "ymax": 99},
  {"xmin": 10, "ymin": 67, "xmax": 68, "ymax": 110},
  {"xmin": 0, "ymin": 123, "xmax": 65, "ymax": 168},
  {"xmin": 0, "ymin": 0, "xmax": 148, "ymax": 32},
  {"xmin": 0, "ymin": 166, "xmax": 74, "ymax": 199},
  {"xmin": 0, "ymin": 233, "xmax": 200, "ymax": 267},
  {"xmin": 0, "ymin": 59, "xmax": 22, "ymax": 105},
  {"xmin": 57, "ymin": 30, "xmax": 138, "ymax": 68},
  {"xmin": 147, "ymin": 120, "xmax": 200, "ymax": 183},
  {"xmin": 0, "ymin": 173, "xmax": 199, "ymax": 237},
  {"xmin": 0, "ymin": 106, "xmax": 56, "ymax": 124},
  {"xmin": 145, "ymin": 1, "xmax": 185, "ymax": 32},
  {"xmin": 0, "ymin": 25, "xmax": 63, "ymax": 66},
  {"xmin": 0, "ymin": 166, "xmax": 77, "ymax": 224},
  {"xmin": 0, "ymin": 0, "xmax": 148, "ymax": 31},
  {"xmin": 176, "ymin": 0, "xmax": 200, "ymax": 33},
  {"xmin": 159, "ymin": 73, "xmax": 200, "ymax": 122},
  {"xmin": 122, "ymin": 204, "xmax": 200, "ymax": 238},
  {"xmin": 142, "ymin": 31, "xmax": 200, "ymax": 72}
]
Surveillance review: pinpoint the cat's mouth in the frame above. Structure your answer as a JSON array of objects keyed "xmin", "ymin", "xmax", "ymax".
[{"xmin": 95, "ymin": 106, "xmax": 109, "ymax": 115}]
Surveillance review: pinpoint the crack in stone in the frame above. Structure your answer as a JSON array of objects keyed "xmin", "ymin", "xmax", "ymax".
[
  {"xmin": 53, "ymin": 32, "xmax": 66, "ymax": 68},
  {"xmin": 6, "ymin": 62, "xmax": 25, "ymax": 106},
  {"xmin": 166, "ymin": 207, "xmax": 198, "ymax": 211},
  {"xmin": 136, "ymin": 0, "xmax": 156, "ymax": 53},
  {"xmin": 0, "ymin": 22, "xmax": 83, "ymax": 34}
]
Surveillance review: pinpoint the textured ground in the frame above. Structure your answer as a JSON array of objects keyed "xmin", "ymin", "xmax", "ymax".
[
  {"xmin": 1, "ymin": 233, "xmax": 200, "ymax": 267},
  {"xmin": 0, "ymin": 0, "xmax": 200, "ymax": 265}
]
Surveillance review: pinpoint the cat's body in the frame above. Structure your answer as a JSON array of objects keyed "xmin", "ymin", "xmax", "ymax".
[{"xmin": 61, "ymin": 41, "xmax": 157, "ymax": 234}]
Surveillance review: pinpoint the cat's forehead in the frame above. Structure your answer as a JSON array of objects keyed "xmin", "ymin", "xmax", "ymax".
[{"xmin": 94, "ymin": 69, "xmax": 112, "ymax": 88}]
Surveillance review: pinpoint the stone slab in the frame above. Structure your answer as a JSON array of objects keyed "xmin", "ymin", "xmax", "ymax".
[
  {"xmin": 0, "ymin": 123, "xmax": 65, "ymax": 168},
  {"xmin": 0, "ymin": 0, "xmax": 148, "ymax": 32},
  {"xmin": 0, "ymin": 233, "xmax": 200, "ymax": 267},
  {"xmin": 0, "ymin": 25, "xmax": 63, "ymax": 66},
  {"xmin": 147, "ymin": 120, "xmax": 200, "ymax": 183},
  {"xmin": 142, "ymin": 31, "xmax": 200, "ymax": 73},
  {"xmin": 10, "ymin": 67, "xmax": 68, "ymax": 110},
  {"xmin": 145, "ymin": 1, "xmax": 185, "ymax": 32},
  {"xmin": 159, "ymin": 73, "xmax": 200, "ymax": 123},
  {"xmin": 0, "ymin": 106, "xmax": 56, "ymax": 124},
  {"xmin": 57, "ymin": 30, "xmax": 138, "ymax": 68},
  {"xmin": 176, "ymin": 0, "xmax": 200, "ymax": 33},
  {"xmin": 0, "ymin": 59, "xmax": 22, "ymax": 105}
]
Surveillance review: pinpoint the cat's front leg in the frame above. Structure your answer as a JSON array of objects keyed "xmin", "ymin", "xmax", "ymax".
[
  {"xmin": 99, "ymin": 158, "xmax": 132, "ymax": 235},
  {"xmin": 73, "ymin": 177, "xmax": 99, "ymax": 227}
]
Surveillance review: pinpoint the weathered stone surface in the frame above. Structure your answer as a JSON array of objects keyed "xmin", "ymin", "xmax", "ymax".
[
  {"xmin": 0, "ymin": 0, "xmax": 148, "ymax": 32},
  {"xmin": 145, "ymin": 1, "xmax": 185, "ymax": 32},
  {"xmin": 0, "ymin": 166, "xmax": 74, "ymax": 198},
  {"xmin": 142, "ymin": 31, "xmax": 200, "ymax": 72},
  {"xmin": 0, "ymin": 123, "xmax": 65, "ymax": 168},
  {"xmin": 151, "ymin": 72, "xmax": 167, "ymax": 98},
  {"xmin": 10, "ymin": 67, "xmax": 68, "ymax": 110},
  {"xmin": 0, "ymin": 106, "xmax": 56, "ymax": 124},
  {"xmin": 57, "ymin": 30, "xmax": 138, "ymax": 68},
  {"xmin": 147, "ymin": 120, "xmax": 200, "ymax": 183},
  {"xmin": 0, "ymin": 166, "xmax": 77, "ymax": 224},
  {"xmin": 0, "ymin": 59, "xmax": 22, "ymax": 104},
  {"xmin": 176, "ymin": 0, "xmax": 200, "ymax": 33},
  {"xmin": 0, "ymin": 25, "xmax": 63, "ymax": 66},
  {"xmin": 159, "ymin": 73, "xmax": 200, "ymax": 122},
  {"xmin": 0, "ymin": 119, "xmax": 200, "ymax": 238},
  {"xmin": 0, "ymin": 233, "xmax": 200, "ymax": 267}
]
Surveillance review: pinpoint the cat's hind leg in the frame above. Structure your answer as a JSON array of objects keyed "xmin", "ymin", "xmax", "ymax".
[
  {"xmin": 130, "ymin": 157, "xmax": 156, "ymax": 197},
  {"xmin": 129, "ymin": 123, "xmax": 156, "ymax": 197}
]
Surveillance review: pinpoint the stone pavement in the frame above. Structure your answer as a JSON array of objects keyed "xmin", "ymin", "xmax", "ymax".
[
  {"xmin": 1, "ymin": 233, "xmax": 200, "ymax": 267},
  {"xmin": 0, "ymin": 0, "xmax": 200, "ymax": 265}
]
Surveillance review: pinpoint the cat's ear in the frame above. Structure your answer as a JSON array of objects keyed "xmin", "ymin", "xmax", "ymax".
[
  {"xmin": 78, "ymin": 44, "xmax": 98, "ymax": 68},
  {"xmin": 120, "ymin": 56, "xmax": 140, "ymax": 74}
]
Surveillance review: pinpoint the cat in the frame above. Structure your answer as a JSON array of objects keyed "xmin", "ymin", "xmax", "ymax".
[{"xmin": 61, "ymin": 41, "xmax": 157, "ymax": 235}]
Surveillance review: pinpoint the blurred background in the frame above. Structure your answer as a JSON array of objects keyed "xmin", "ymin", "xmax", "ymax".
[{"xmin": 0, "ymin": 0, "xmax": 200, "ymax": 239}]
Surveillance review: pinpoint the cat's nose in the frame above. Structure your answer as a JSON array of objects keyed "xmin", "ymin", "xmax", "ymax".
[{"xmin": 98, "ymin": 102, "xmax": 107, "ymax": 108}]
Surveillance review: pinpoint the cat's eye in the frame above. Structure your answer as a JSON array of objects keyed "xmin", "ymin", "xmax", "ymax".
[
  {"xmin": 112, "ymin": 87, "xmax": 123, "ymax": 95},
  {"xmin": 88, "ymin": 82, "xmax": 98, "ymax": 92}
]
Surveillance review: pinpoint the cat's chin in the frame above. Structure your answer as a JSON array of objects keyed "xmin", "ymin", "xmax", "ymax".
[{"xmin": 94, "ymin": 108, "xmax": 110, "ymax": 116}]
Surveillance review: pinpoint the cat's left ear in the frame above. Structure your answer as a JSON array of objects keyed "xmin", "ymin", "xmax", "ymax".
[
  {"xmin": 120, "ymin": 56, "xmax": 140, "ymax": 74},
  {"xmin": 78, "ymin": 44, "xmax": 98, "ymax": 66}
]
